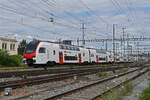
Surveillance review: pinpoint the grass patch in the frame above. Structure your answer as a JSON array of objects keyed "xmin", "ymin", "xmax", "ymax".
[
  {"xmin": 100, "ymin": 83, "xmax": 133, "ymax": 100},
  {"xmin": 118, "ymin": 68, "xmax": 128, "ymax": 73},
  {"xmin": 120, "ymin": 83, "xmax": 133, "ymax": 96},
  {"xmin": 0, "ymin": 66, "xmax": 29, "ymax": 70},
  {"xmin": 139, "ymin": 88, "xmax": 150, "ymax": 100},
  {"xmin": 139, "ymin": 72, "xmax": 150, "ymax": 100},
  {"xmin": 97, "ymin": 72, "xmax": 107, "ymax": 77}
]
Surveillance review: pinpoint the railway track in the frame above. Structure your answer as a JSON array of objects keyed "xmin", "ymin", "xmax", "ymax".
[
  {"xmin": 0, "ymin": 63, "xmax": 142, "ymax": 78},
  {"xmin": 43, "ymin": 65, "xmax": 149, "ymax": 100},
  {"xmin": 91, "ymin": 68, "xmax": 149, "ymax": 100},
  {"xmin": 0, "ymin": 65, "xmax": 135, "ymax": 91},
  {"xmin": 6, "ymin": 64, "xmax": 148, "ymax": 100}
]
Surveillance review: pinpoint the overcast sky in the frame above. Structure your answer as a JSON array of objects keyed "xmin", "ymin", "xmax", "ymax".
[{"xmin": 0, "ymin": 0, "xmax": 150, "ymax": 48}]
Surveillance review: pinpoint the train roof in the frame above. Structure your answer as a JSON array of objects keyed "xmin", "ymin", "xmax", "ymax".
[{"xmin": 31, "ymin": 40, "xmax": 108, "ymax": 52}]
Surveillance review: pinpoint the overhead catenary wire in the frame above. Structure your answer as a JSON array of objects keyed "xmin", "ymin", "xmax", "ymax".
[
  {"xmin": 40, "ymin": 0, "xmax": 83, "ymax": 27},
  {"xmin": 124, "ymin": 0, "xmax": 147, "ymax": 36},
  {"xmin": 0, "ymin": 3, "xmax": 80, "ymax": 30},
  {"xmin": 77, "ymin": 0, "xmax": 112, "ymax": 37},
  {"xmin": 0, "ymin": 16, "xmax": 60, "ymax": 35},
  {"xmin": 78, "ymin": 0, "xmax": 109, "ymax": 24},
  {"xmin": 40, "ymin": 0, "xmax": 110, "ymax": 38}
]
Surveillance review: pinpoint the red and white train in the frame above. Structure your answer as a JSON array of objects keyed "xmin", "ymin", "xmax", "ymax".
[{"xmin": 23, "ymin": 40, "xmax": 123, "ymax": 66}]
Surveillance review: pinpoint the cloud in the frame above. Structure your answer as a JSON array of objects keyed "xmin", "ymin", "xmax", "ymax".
[{"xmin": 0, "ymin": 0, "xmax": 149, "ymax": 48}]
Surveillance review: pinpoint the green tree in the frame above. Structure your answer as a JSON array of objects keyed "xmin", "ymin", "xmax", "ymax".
[{"xmin": 18, "ymin": 39, "xmax": 28, "ymax": 55}]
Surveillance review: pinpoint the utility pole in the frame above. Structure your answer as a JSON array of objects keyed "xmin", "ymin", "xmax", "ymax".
[
  {"xmin": 113, "ymin": 24, "xmax": 115, "ymax": 63},
  {"xmin": 81, "ymin": 23, "xmax": 86, "ymax": 46},
  {"xmin": 127, "ymin": 34, "xmax": 129, "ymax": 61},
  {"xmin": 105, "ymin": 40, "xmax": 108, "ymax": 51},
  {"xmin": 77, "ymin": 38, "xmax": 79, "ymax": 46},
  {"xmin": 122, "ymin": 27, "xmax": 126, "ymax": 56},
  {"xmin": 137, "ymin": 42, "xmax": 139, "ymax": 61},
  {"xmin": 120, "ymin": 36, "xmax": 123, "ymax": 58}
]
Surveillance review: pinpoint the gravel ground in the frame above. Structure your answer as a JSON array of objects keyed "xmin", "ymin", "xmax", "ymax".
[
  {"xmin": 0, "ymin": 70, "xmax": 115, "ymax": 100},
  {"xmin": 0, "ymin": 67, "xmax": 138, "ymax": 100},
  {"xmin": 123, "ymin": 70, "xmax": 149, "ymax": 100},
  {"xmin": 60, "ymin": 69, "xmax": 142, "ymax": 100},
  {"xmin": 0, "ymin": 73, "xmax": 64, "ymax": 83}
]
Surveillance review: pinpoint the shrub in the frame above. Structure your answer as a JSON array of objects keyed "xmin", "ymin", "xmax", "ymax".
[{"xmin": 0, "ymin": 50, "xmax": 23, "ymax": 67}]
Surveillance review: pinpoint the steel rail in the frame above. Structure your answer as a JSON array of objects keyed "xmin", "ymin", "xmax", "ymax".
[{"xmin": 44, "ymin": 65, "xmax": 149, "ymax": 100}]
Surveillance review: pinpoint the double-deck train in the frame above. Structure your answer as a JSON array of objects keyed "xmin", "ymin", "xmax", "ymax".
[{"xmin": 23, "ymin": 40, "xmax": 126, "ymax": 66}]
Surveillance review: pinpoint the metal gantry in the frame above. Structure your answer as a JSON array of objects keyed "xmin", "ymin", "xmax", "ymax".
[{"xmin": 71, "ymin": 37, "xmax": 150, "ymax": 61}]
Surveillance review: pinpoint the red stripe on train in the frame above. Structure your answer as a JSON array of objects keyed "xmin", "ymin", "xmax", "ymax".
[
  {"xmin": 78, "ymin": 53, "xmax": 82, "ymax": 64},
  {"xmin": 59, "ymin": 52, "xmax": 63, "ymax": 64},
  {"xmin": 96, "ymin": 55, "xmax": 99, "ymax": 63}
]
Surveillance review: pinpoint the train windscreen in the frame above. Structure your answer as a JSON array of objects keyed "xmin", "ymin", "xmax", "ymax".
[{"xmin": 25, "ymin": 40, "xmax": 39, "ymax": 54}]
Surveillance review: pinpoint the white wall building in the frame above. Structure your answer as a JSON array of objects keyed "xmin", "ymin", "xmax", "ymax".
[{"xmin": 0, "ymin": 37, "xmax": 18, "ymax": 55}]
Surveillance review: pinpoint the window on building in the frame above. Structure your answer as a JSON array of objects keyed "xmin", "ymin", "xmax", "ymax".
[
  {"xmin": 2, "ymin": 43, "xmax": 5, "ymax": 49},
  {"xmin": 2, "ymin": 43, "xmax": 7, "ymax": 50},
  {"xmin": 10, "ymin": 44, "xmax": 14, "ymax": 50},
  {"xmin": 13, "ymin": 44, "xmax": 15, "ymax": 50},
  {"xmin": 5, "ymin": 43, "xmax": 7, "ymax": 50},
  {"xmin": 10, "ymin": 44, "xmax": 12, "ymax": 50},
  {"xmin": 39, "ymin": 47, "xmax": 46, "ymax": 53}
]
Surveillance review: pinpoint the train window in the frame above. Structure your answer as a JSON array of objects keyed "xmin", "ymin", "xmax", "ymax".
[
  {"xmin": 68, "ymin": 46, "xmax": 71, "ymax": 50},
  {"xmin": 53, "ymin": 50, "xmax": 55, "ymax": 55},
  {"xmin": 75, "ymin": 47, "xmax": 79, "ymax": 51},
  {"xmin": 83, "ymin": 53, "xmax": 85, "ymax": 57},
  {"xmin": 70, "ymin": 47, "xmax": 74, "ymax": 50},
  {"xmin": 73, "ymin": 47, "xmax": 76, "ymax": 51},
  {"xmin": 66, "ymin": 46, "xmax": 70, "ymax": 50},
  {"xmin": 90, "ymin": 54, "xmax": 94, "ymax": 57},
  {"xmin": 63, "ymin": 46, "xmax": 67, "ymax": 50},
  {"xmin": 64, "ymin": 56, "xmax": 77, "ymax": 60},
  {"xmin": 25, "ymin": 40, "xmax": 39, "ymax": 54},
  {"xmin": 99, "ymin": 57, "xmax": 106, "ymax": 61},
  {"xmin": 39, "ymin": 47, "xmax": 46, "ymax": 53},
  {"xmin": 60, "ymin": 45, "xmax": 64, "ymax": 49}
]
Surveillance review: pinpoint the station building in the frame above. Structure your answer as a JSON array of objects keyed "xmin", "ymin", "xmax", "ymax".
[{"xmin": 0, "ymin": 37, "xmax": 18, "ymax": 55}]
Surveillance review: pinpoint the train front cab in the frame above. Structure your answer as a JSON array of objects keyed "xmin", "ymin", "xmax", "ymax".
[{"xmin": 23, "ymin": 40, "xmax": 40, "ymax": 66}]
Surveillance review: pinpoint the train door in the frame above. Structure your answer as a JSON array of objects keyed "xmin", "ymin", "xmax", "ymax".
[
  {"xmin": 38, "ymin": 47, "xmax": 47, "ymax": 63},
  {"xmin": 78, "ymin": 53, "xmax": 82, "ymax": 64},
  {"xmin": 89, "ymin": 50, "xmax": 91, "ymax": 63},
  {"xmin": 106, "ymin": 56, "xmax": 108, "ymax": 63},
  {"xmin": 96, "ymin": 55, "xmax": 98, "ymax": 63},
  {"xmin": 59, "ymin": 52, "xmax": 63, "ymax": 64}
]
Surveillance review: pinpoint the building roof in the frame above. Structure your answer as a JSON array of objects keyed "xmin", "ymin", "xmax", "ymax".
[{"xmin": 0, "ymin": 37, "xmax": 17, "ymax": 42}]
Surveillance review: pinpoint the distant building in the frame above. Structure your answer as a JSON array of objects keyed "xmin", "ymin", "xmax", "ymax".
[{"xmin": 0, "ymin": 37, "xmax": 18, "ymax": 55}]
